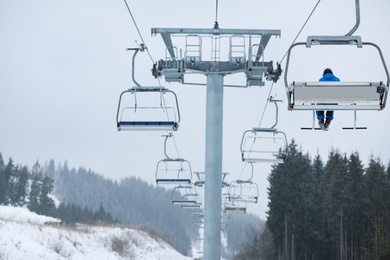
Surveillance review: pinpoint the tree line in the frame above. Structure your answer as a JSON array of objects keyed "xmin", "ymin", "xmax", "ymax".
[
  {"xmin": 0, "ymin": 154, "xmax": 115, "ymax": 224},
  {"xmin": 0, "ymin": 153, "xmax": 270, "ymax": 258},
  {"xmin": 238, "ymin": 140, "xmax": 390, "ymax": 260}
]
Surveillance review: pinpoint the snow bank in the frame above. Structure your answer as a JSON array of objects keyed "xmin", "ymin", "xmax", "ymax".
[
  {"xmin": 0, "ymin": 205, "xmax": 60, "ymax": 225},
  {"xmin": 0, "ymin": 206, "xmax": 191, "ymax": 260}
]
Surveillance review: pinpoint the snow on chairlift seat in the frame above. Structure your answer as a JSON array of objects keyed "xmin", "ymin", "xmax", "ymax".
[{"xmin": 288, "ymin": 81, "xmax": 387, "ymax": 111}]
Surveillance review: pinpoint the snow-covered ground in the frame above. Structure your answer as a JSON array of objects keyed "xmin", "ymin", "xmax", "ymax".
[{"xmin": 0, "ymin": 206, "xmax": 193, "ymax": 260}]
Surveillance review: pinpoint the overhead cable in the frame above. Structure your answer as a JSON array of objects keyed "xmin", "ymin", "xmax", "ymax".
[
  {"xmin": 280, "ymin": 0, "xmax": 322, "ymax": 63},
  {"xmin": 123, "ymin": 0, "xmax": 155, "ymax": 64}
]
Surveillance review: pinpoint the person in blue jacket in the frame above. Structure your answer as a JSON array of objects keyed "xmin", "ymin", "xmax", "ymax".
[{"xmin": 317, "ymin": 68, "xmax": 340, "ymax": 130}]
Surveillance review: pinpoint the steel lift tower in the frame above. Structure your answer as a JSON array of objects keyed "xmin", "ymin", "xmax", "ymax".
[{"xmin": 152, "ymin": 24, "xmax": 281, "ymax": 259}]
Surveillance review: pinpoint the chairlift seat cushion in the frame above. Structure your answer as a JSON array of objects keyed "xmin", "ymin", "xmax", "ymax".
[
  {"xmin": 156, "ymin": 179, "xmax": 191, "ymax": 184},
  {"xmin": 118, "ymin": 121, "xmax": 178, "ymax": 131}
]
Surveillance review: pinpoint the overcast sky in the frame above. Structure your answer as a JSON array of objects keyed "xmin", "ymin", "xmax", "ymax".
[{"xmin": 1, "ymin": 0, "xmax": 389, "ymax": 220}]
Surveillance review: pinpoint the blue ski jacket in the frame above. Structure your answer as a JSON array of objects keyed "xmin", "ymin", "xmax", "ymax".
[{"xmin": 319, "ymin": 73, "xmax": 340, "ymax": 82}]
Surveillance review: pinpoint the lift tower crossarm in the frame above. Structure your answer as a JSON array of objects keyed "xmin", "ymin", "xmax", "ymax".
[
  {"xmin": 151, "ymin": 27, "xmax": 282, "ymax": 85},
  {"xmin": 151, "ymin": 28, "xmax": 281, "ymax": 36},
  {"xmin": 152, "ymin": 28, "xmax": 280, "ymax": 61},
  {"xmin": 255, "ymin": 34, "xmax": 271, "ymax": 62},
  {"xmin": 160, "ymin": 32, "xmax": 176, "ymax": 59}
]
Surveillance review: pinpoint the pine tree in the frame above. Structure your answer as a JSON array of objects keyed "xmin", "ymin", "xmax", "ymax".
[
  {"xmin": 0, "ymin": 156, "xmax": 7, "ymax": 205},
  {"xmin": 10, "ymin": 166, "xmax": 29, "ymax": 206},
  {"xmin": 0, "ymin": 153, "xmax": 4, "ymax": 169},
  {"xmin": 2, "ymin": 158, "xmax": 16, "ymax": 205},
  {"xmin": 28, "ymin": 173, "xmax": 42, "ymax": 212},
  {"xmin": 267, "ymin": 140, "xmax": 315, "ymax": 259},
  {"xmin": 344, "ymin": 152, "xmax": 367, "ymax": 258},
  {"xmin": 37, "ymin": 176, "xmax": 56, "ymax": 216},
  {"xmin": 0, "ymin": 153, "xmax": 4, "ymax": 205},
  {"xmin": 364, "ymin": 157, "xmax": 387, "ymax": 258},
  {"xmin": 94, "ymin": 202, "xmax": 114, "ymax": 223},
  {"xmin": 309, "ymin": 154, "xmax": 330, "ymax": 259}
]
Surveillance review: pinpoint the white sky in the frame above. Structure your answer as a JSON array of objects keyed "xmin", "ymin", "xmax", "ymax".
[{"xmin": 1, "ymin": 0, "xmax": 389, "ymax": 220}]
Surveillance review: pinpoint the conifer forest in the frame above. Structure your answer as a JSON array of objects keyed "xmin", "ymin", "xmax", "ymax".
[
  {"xmin": 1, "ymin": 140, "xmax": 389, "ymax": 259},
  {"xmin": 238, "ymin": 140, "xmax": 390, "ymax": 260}
]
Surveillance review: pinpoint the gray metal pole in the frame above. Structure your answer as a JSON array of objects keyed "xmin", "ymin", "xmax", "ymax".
[{"xmin": 204, "ymin": 73, "xmax": 224, "ymax": 260}]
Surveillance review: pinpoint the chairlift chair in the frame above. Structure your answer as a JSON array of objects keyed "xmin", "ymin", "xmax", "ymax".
[
  {"xmin": 155, "ymin": 133, "xmax": 193, "ymax": 184},
  {"xmin": 189, "ymin": 208, "xmax": 204, "ymax": 215},
  {"xmin": 284, "ymin": 0, "xmax": 389, "ymax": 130},
  {"xmin": 241, "ymin": 127, "xmax": 288, "ymax": 164},
  {"xmin": 171, "ymin": 185, "xmax": 201, "ymax": 206},
  {"xmin": 193, "ymin": 171, "xmax": 229, "ymax": 187},
  {"xmin": 227, "ymin": 180, "xmax": 259, "ymax": 204},
  {"xmin": 155, "ymin": 158, "xmax": 192, "ymax": 185},
  {"xmin": 116, "ymin": 86, "xmax": 180, "ymax": 131},
  {"xmin": 223, "ymin": 196, "xmax": 247, "ymax": 213},
  {"xmin": 240, "ymin": 97, "xmax": 288, "ymax": 163}
]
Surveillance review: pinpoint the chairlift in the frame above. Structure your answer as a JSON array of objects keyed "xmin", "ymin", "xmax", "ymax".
[
  {"xmin": 227, "ymin": 179, "xmax": 259, "ymax": 204},
  {"xmin": 155, "ymin": 158, "xmax": 192, "ymax": 184},
  {"xmin": 171, "ymin": 185, "xmax": 202, "ymax": 206},
  {"xmin": 181, "ymin": 204, "xmax": 202, "ymax": 209},
  {"xmin": 193, "ymin": 171, "xmax": 229, "ymax": 187},
  {"xmin": 116, "ymin": 86, "xmax": 180, "ymax": 131},
  {"xmin": 240, "ymin": 97, "xmax": 288, "ymax": 163},
  {"xmin": 193, "ymin": 219, "xmax": 204, "ymax": 225},
  {"xmin": 155, "ymin": 134, "xmax": 193, "ymax": 184},
  {"xmin": 223, "ymin": 195, "xmax": 246, "ymax": 213},
  {"xmin": 192, "ymin": 214, "xmax": 204, "ymax": 224},
  {"xmin": 283, "ymin": 0, "xmax": 389, "ymax": 130},
  {"xmin": 116, "ymin": 46, "xmax": 181, "ymax": 131},
  {"xmin": 189, "ymin": 208, "xmax": 204, "ymax": 215},
  {"xmin": 225, "ymin": 163, "xmax": 259, "ymax": 204}
]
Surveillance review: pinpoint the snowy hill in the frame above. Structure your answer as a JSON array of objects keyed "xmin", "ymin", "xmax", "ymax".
[{"xmin": 0, "ymin": 206, "xmax": 192, "ymax": 260}]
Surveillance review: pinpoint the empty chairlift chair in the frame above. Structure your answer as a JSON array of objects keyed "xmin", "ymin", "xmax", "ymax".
[
  {"xmin": 155, "ymin": 134, "xmax": 193, "ymax": 185},
  {"xmin": 116, "ymin": 86, "xmax": 180, "ymax": 131},
  {"xmin": 241, "ymin": 127, "xmax": 288, "ymax": 164},
  {"xmin": 223, "ymin": 194, "xmax": 247, "ymax": 213},
  {"xmin": 240, "ymin": 97, "xmax": 288, "ymax": 163},
  {"xmin": 227, "ymin": 180, "xmax": 259, "ymax": 204},
  {"xmin": 171, "ymin": 185, "xmax": 202, "ymax": 208},
  {"xmin": 155, "ymin": 158, "xmax": 192, "ymax": 185}
]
